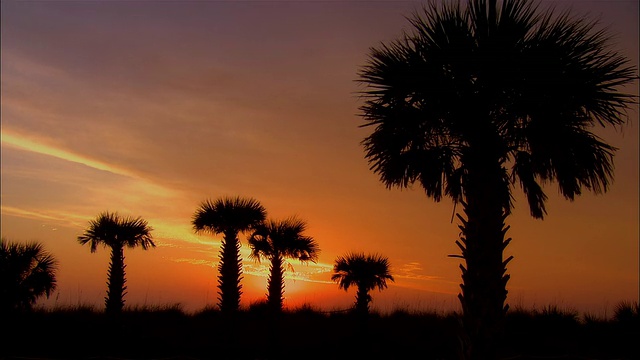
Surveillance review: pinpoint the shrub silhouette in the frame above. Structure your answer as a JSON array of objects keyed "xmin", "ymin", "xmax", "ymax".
[
  {"xmin": 356, "ymin": 0, "xmax": 636, "ymax": 357},
  {"xmin": 331, "ymin": 252, "xmax": 394, "ymax": 316},
  {"xmin": 614, "ymin": 300, "xmax": 640, "ymax": 327},
  {"xmin": 192, "ymin": 196, "xmax": 266, "ymax": 314},
  {"xmin": 3, "ymin": 304, "xmax": 639, "ymax": 360},
  {"xmin": 0, "ymin": 238, "xmax": 57, "ymax": 312},
  {"xmin": 248, "ymin": 216, "xmax": 320, "ymax": 313},
  {"xmin": 78, "ymin": 211, "xmax": 155, "ymax": 314}
]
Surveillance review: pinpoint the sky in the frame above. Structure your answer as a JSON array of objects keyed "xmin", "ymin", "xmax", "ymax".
[{"xmin": 1, "ymin": 0, "xmax": 638, "ymax": 316}]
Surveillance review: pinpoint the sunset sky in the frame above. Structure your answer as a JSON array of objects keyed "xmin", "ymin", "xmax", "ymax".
[{"xmin": 1, "ymin": 0, "xmax": 638, "ymax": 316}]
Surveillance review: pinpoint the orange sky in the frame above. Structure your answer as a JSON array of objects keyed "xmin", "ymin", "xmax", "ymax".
[{"xmin": 1, "ymin": 0, "xmax": 638, "ymax": 316}]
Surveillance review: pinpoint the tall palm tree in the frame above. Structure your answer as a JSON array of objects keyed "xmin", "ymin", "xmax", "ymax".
[
  {"xmin": 357, "ymin": 0, "xmax": 636, "ymax": 358},
  {"xmin": 192, "ymin": 196, "xmax": 267, "ymax": 314},
  {"xmin": 248, "ymin": 217, "xmax": 320, "ymax": 312},
  {"xmin": 77, "ymin": 212, "xmax": 155, "ymax": 314},
  {"xmin": 0, "ymin": 238, "xmax": 57, "ymax": 312},
  {"xmin": 331, "ymin": 252, "xmax": 394, "ymax": 316}
]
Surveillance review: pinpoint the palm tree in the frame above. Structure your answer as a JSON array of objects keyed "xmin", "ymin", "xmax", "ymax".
[
  {"xmin": 331, "ymin": 252, "xmax": 394, "ymax": 316},
  {"xmin": 0, "ymin": 238, "xmax": 57, "ymax": 312},
  {"xmin": 77, "ymin": 212, "xmax": 155, "ymax": 314},
  {"xmin": 357, "ymin": 0, "xmax": 636, "ymax": 358},
  {"xmin": 192, "ymin": 196, "xmax": 267, "ymax": 314},
  {"xmin": 248, "ymin": 217, "xmax": 320, "ymax": 312}
]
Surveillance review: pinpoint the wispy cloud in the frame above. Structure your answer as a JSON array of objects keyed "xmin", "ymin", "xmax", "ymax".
[
  {"xmin": 246, "ymin": 260, "xmax": 334, "ymax": 284},
  {"xmin": 2, "ymin": 131, "xmax": 133, "ymax": 177},
  {"xmin": 394, "ymin": 262, "xmax": 442, "ymax": 281},
  {"xmin": 1, "ymin": 130, "xmax": 178, "ymax": 199},
  {"xmin": 170, "ymin": 258, "xmax": 214, "ymax": 267},
  {"xmin": 167, "ymin": 255, "xmax": 334, "ymax": 284},
  {"xmin": 0, "ymin": 206, "xmax": 89, "ymax": 228}
]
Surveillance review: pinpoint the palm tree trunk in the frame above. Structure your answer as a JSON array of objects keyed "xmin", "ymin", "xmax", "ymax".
[
  {"xmin": 105, "ymin": 245, "xmax": 126, "ymax": 314},
  {"xmin": 267, "ymin": 253, "xmax": 284, "ymax": 312},
  {"xmin": 355, "ymin": 284, "xmax": 371, "ymax": 316},
  {"xmin": 218, "ymin": 230, "xmax": 243, "ymax": 314},
  {"xmin": 457, "ymin": 155, "xmax": 511, "ymax": 360}
]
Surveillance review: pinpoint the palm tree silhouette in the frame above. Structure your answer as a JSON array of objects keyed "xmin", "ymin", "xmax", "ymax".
[
  {"xmin": 331, "ymin": 252, "xmax": 394, "ymax": 316},
  {"xmin": 357, "ymin": 0, "xmax": 636, "ymax": 358},
  {"xmin": 248, "ymin": 217, "xmax": 320, "ymax": 312},
  {"xmin": 192, "ymin": 196, "xmax": 267, "ymax": 314},
  {"xmin": 0, "ymin": 238, "xmax": 57, "ymax": 313},
  {"xmin": 77, "ymin": 212, "xmax": 155, "ymax": 314}
]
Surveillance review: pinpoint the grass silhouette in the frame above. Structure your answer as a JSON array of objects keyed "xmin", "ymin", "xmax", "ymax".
[{"xmin": 2, "ymin": 301, "xmax": 638, "ymax": 360}]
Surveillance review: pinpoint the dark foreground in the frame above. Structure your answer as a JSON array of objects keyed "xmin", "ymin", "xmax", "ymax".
[{"xmin": 2, "ymin": 304, "xmax": 638, "ymax": 360}]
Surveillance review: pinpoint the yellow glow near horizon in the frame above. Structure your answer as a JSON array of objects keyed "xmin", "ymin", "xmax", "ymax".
[{"xmin": 133, "ymin": 219, "xmax": 337, "ymax": 284}]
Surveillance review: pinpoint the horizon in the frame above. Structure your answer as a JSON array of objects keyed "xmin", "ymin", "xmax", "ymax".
[{"xmin": 1, "ymin": 0, "xmax": 638, "ymax": 317}]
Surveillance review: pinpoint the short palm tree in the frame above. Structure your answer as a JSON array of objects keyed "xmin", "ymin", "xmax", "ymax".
[
  {"xmin": 77, "ymin": 212, "xmax": 155, "ymax": 314},
  {"xmin": 0, "ymin": 238, "xmax": 57, "ymax": 312},
  {"xmin": 192, "ymin": 196, "xmax": 267, "ymax": 314},
  {"xmin": 248, "ymin": 217, "xmax": 320, "ymax": 312},
  {"xmin": 331, "ymin": 252, "xmax": 394, "ymax": 316},
  {"xmin": 357, "ymin": 0, "xmax": 636, "ymax": 358}
]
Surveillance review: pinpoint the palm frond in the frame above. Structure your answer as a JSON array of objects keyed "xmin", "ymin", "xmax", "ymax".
[
  {"xmin": 1, "ymin": 239, "xmax": 58, "ymax": 311},
  {"xmin": 192, "ymin": 196, "xmax": 266, "ymax": 234},
  {"xmin": 78, "ymin": 212, "xmax": 155, "ymax": 250},
  {"xmin": 249, "ymin": 216, "xmax": 319, "ymax": 263},
  {"xmin": 120, "ymin": 216, "xmax": 155, "ymax": 249},
  {"xmin": 331, "ymin": 252, "xmax": 394, "ymax": 292},
  {"xmin": 358, "ymin": 0, "xmax": 636, "ymax": 215}
]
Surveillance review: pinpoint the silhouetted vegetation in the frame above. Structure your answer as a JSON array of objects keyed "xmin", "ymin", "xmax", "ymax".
[
  {"xmin": 356, "ymin": 0, "xmax": 637, "ymax": 358},
  {"xmin": 332, "ymin": 252, "xmax": 394, "ymax": 317},
  {"xmin": 248, "ymin": 216, "xmax": 320, "ymax": 313},
  {"xmin": 0, "ymin": 238, "xmax": 57, "ymax": 313},
  {"xmin": 192, "ymin": 196, "xmax": 267, "ymax": 314},
  {"xmin": 77, "ymin": 212, "xmax": 155, "ymax": 314},
  {"xmin": 614, "ymin": 300, "xmax": 640, "ymax": 329},
  {"xmin": 2, "ymin": 303, "xmax": 638, "ymax": 360}
]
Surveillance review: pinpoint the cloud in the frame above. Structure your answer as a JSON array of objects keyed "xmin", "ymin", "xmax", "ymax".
[
  {"xmin": 3, "ymin": 130, "xmax": 135, "ymax": 178},
  {"xmin": 166, "ymin": 254, "xmax": 335, "ymax": 284},
  {"xmin": 169, "ymin": 258, "xmax": 214, "ymax": 267},
  {"xmin": 0, "ymin": 206, "xmax": 90, "ymax": 228},
  {"xmin": 244, "ymin": 260, "xmax": 335, "ymax": 284},
  {"xmin": 394, "ymin": 262, "xmax": 443, "ymax": 281},
  {"xmin": 1, "ymin": 129, "xmax": 180, "ymax": 200}
]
